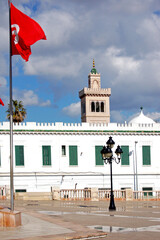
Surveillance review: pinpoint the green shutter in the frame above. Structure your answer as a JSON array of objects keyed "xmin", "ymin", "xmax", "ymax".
[
  {"xmin": 142, "ymin": 187, "xmax": 152, "ymax": 196},
  {"xmin": 95, "ymin": 146, "xmax": 104, "ymax": 166},
  {"xmin": 42, "ymin": 146, "xmax": 51, "ymax": 166},
  {"xmin": 15, "ymin": 146, "xmax": 24, "ymax": 166},
  {"xmin": 121, "ymin": 146, "xmax": 129, "ymax": 165},
  {"xmin": 142, "ymin": 146, "xmax": 151, "ymax": 165},
  {"xmin": 15, "ymin": 189, "xmax": 26, "ymax": 193},
  {"xmin": 69, "ymin": 146, "xmax": 78, "ymax": 166}
]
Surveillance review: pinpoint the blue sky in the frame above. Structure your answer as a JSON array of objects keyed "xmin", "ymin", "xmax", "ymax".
[{"xmin": 1, "ymin": 0, "xmax": 160, "ymax": 123}]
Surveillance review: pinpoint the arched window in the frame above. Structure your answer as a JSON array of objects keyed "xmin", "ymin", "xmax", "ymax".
[
  {"xmin": 101, "ymin": 102, "xmax": 104, "ymax": 112},
  {"xmin": 96, "ymin": 102, "xmax": 100, "ymax": 112},
  {"xmin": 82, "ymin": 102, "xmax": 86, "ymax": 114},
  {"xmin": 91, "ymin": 102, "xmax": 95, "ymax": 112}
]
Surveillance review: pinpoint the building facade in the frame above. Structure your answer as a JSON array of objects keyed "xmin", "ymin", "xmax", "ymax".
[
  {"xmin": 0, "ymin": 118, "xmax": 160, "ymax": 194},
  {"xmin": 0, "ymin": 63, "xmax": 159, "ymax": 195}
]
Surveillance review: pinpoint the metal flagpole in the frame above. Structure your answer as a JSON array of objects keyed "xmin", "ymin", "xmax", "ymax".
[
  {"xmin": 135, "ymin": 141, "xmax": 138, "ymax": 193},
  {"xmin": 9, "ymin": 0, "xmax": 14, "ymax": 211}
]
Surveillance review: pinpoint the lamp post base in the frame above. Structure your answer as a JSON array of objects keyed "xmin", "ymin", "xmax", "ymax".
[
  {"xmin": 109, "ymin": 194, "xmax": 116, "ymax": 211},
  {"xmin": 109, "ymin": 205, "xmax": 116, "ymax": 211}
]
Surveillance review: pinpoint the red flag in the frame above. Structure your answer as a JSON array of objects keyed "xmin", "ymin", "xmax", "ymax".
[
  {"xmin": 10, "ymin": 3, "xmax": 46, "ymax": 61},
  {"xmin": 0, "ymin": 98, "xmax": 4, "ymax": 106}
]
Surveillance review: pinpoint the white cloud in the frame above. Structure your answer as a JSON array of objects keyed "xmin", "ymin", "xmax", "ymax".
[
  {"xmin": 105, "ymin": 47, "xmax": 141, "ymax": 79},
  {"xmin": 36, "ymin": 10, "xmax": 76, "ymax": 47},
  {"xmin": 23, "ymin": 50, "xmax": 94, "ymax": 79},
  {"xmin": 13, "ymin": 89, "xmax": 51, "ymax": 107},
  {"xmin": 147, "ymin": 112, "xmax": 160, "ymax": 122},
  {"xmin": 0, "ymin": 27, "xmax": 9, "ymax": 52},
  {"xmin": 23, "ymin": 54, "xmax": 82, "ymax": 78},
  {"xmin": 136, "ymin": 15, "xmax": 160, "ymax": 50},
  {"xmin": 1, "ymin": 0, "xmax": 160, "ymax": 122},
  {"xmin": 0, "ymin": 77, "xmax": 8, "ymax": 106},
  {"xmin": 62, "ymin": 102, "xmax": 80, "ymax": 117},
  {"xmin": 0, "ymin": 77, "xmax": 7, "ymax": 87},
  {"xmin": 110, "ymin": 110, "xmax": 126, "ymax": 123},
  {"xmin": 40, "ymin": 100, "xmax": 51, "ymax": 107}
]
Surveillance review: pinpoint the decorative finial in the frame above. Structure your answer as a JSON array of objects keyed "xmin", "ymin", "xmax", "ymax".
[
  {"xmin": 91, "ymin": 59, "xmax": 97, "ymax": 74},
  {"xmin": 93, "ymin": 59, "xmax": 95, "ymax": 68}
]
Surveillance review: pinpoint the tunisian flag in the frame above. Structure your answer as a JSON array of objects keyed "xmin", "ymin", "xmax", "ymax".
[
  {"xmin": 10, "ymin": 3, "xmax": 46, "ymax": 61},
  {"xmin": 0, "ymin": 98, "xmax": 4, "ymax": 106}
]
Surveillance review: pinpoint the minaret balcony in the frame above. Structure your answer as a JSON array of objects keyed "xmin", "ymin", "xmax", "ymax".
[{"xmin": 79, "ymin": 87, "xmax": 111, "ymax": 98}]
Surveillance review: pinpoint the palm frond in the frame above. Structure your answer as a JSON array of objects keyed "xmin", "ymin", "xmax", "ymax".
[{"xmin": 6, "ymin": 100, "xmax": 27, "ymax": 123}]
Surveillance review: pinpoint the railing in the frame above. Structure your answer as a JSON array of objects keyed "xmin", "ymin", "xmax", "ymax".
[
  {"xmin": 98, "ymin": 189, "xmax": 126, "ymax": 200},
  {"xmin": 60, "ymin": 189, "xmax": 160, "ymax": 201},
  {"xmin": 133, "ymin": 191, "xmax": 160, "ymax": 201},
  {"xmin": 60, "ymin": 189, "xmax": 91, "ymax": 200},
  {"xmin": 1, "ymin": 187, "xmax": 160, "ymax": 201}
]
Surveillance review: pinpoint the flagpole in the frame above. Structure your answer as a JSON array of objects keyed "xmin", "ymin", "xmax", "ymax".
[{"xmin": 9, "ymin": 0, "xmax": 14, "ymax": 211}]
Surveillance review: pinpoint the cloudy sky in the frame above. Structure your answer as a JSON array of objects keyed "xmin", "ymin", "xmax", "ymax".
[{"xmin": 1, "ymin": 0, "xmax": 160, "ymax": 123}]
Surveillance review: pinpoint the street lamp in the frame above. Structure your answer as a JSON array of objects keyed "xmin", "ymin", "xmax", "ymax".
[{"xmin": 101, "ymin": 136, "xmax": 123, "ymax": 211}]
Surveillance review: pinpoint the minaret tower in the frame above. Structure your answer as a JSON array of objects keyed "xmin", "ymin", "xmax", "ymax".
[{"xmin": 79, "ymin": 60, "xmax": 111, "ymax": 124}]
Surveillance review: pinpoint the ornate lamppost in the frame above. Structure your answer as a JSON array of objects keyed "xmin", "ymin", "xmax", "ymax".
[{"xmin": 101, "ymin": 136, "xmax": 123, "ymax": 211}]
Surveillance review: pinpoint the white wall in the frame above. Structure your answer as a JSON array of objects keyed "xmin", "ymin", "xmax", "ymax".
[{"xmin": 0, "ymin": 121, "xmax": 159, "ymax": 192}]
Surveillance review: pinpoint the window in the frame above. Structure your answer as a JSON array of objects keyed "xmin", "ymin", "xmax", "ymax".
[
  {"xmin": 15, "ymin": 189, "xmax": 26, "ymax": 193},
  {"xmin": 91, "ymin": 101, "xmax": 105, "ymax": 113},
  {"xmin": 142, "ymin": 187, "xmax": 152, "ymax": 196},
  {"xmin": 15, "ymin": 145, "xmax": 24, "ymax": 166},
  {"xmin": 95, "ymin": 146, "xmax": 104, "ymax": 166},
  {"xmin": 96, "ymin": 102, "xmax": 100, "ymax": 112},
  {"xmin": 101, "ymin": 102, "xmax": 104, "ymax": 112},
  {"xmin": 42, "ymin": 146, "xmax": 51, "ymax": 166},
  {"xmin": 142, "ymin": 146, "xmax": 151, "ymax": 165},
  {"xmin": 121, "ymin": 146, "xmax": 129, "ymax": 165},
  {"xmin": 82, "ymin": 102, "xmax": 86, "ymax": 114},
  {"xmin": 69, "ymin": 146, "xmax": 78, "ymax": 166},
  {"xmin": 62, "ymin": 145, "xmax": 66, "ymax": 156},
  {"xmin": 91, "ymin": 102, "xmax": 95, "ymax": 112}
]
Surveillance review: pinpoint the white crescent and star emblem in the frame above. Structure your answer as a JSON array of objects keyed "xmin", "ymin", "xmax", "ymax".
[{"xmin": 11, "ymin": 24, "xmax": 20, "ymax": 44}]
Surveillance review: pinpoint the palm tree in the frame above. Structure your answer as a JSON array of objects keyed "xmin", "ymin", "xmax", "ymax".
[{"xmin": 6, "ymin": 100, "xmax": 27, "ymax": 123}]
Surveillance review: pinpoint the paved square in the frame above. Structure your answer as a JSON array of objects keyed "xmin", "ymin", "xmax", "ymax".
[{"xmin": 0, "ymin": 200, "xmax": 160, "ymax": 239}]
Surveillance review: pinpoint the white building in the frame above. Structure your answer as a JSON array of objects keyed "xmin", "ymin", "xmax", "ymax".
[{"xmin": 0, "ymin": 62, "xmax": 160, "ymax": 195}]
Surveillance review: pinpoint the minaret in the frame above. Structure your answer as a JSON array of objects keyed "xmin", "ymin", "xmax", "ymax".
[{"xmin": 79, "ymin": 60, "xmax": 111, "ymax": 124}]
